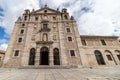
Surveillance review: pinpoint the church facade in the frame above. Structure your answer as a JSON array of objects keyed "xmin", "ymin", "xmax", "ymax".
[{"xmin": 2, "ymin": 5, "xmax": 120, "ymax": 68}]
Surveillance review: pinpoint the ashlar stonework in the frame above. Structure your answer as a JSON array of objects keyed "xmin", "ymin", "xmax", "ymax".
[{"xmin": 2, "ymin": 5, "xmax": 120, "ymax": 68}]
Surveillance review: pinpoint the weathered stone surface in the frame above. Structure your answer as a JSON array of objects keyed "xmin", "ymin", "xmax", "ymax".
[
  {"xmin": 2, "ymin": 5, "xmax": 120, "ymax": 68},
  {"xmin": 0, "ymin": 66, "xmax": 120, "ymax": 80}
]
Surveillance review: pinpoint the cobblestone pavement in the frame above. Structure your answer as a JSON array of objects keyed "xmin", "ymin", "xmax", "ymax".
[{"xmin": 0, "ymin": 66, "xmax": 120, "ymax": 80}]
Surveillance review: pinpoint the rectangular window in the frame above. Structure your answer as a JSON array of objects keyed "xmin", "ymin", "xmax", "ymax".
[
  {"xmin": 68, "ymin": 37, "xmax": 72, "ymax": 41},
  {"xmin": 81, "ymin": 40, "xmax": 86, "ymax": 46},
  {"xmin": 20, "ymin": 30, "xmax": 24, "ymax": 34},
  {"xmin": 14, "ymin": 50, "xmax": 19, "ymax": 56},
  {"xmin": 70, "ymin": 50, "xmax": 75, "ymax": 56},
  {"xmin": 43, "ymin": 24, "xmax": 48, "ymax": 30},
  {"xmin": 35, "ymin": 17, "xmax": 38, "ymax": 21},
  {"xmin": 117, "ymin": 55, "xmax": 120, "ymax": 61},
  {"xmin": 106, "ymin": 55, "xmax": 112, "ymax": 60},
  {"xmin": 101, "ymin": 40, "xmax": 106, "ymax": 45},
  {"xmin": 66, "ymin": 28, "xmax": 70, "ymax": 32},
  {"xmin": 18, "ymin": 38, "xmax": 22, "ymax": 43}
]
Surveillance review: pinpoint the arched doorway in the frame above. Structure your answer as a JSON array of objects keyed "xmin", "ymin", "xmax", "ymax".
[
  {"xmin": 94, "ymin": 50, "xmax": 105, "ymax": 65},
  {"xmin": 54, "ymin": 48, "xmax": 60, "ymax": 65},
  {"xmin": 29, "ymin": 48, "xmax": 36, "ymax": 65},
  {"xmin": 40, "ymin": 47, "xmax": 49, "ymax": 65}
]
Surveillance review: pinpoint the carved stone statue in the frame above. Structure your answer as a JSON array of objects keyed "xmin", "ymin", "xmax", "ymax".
[{"xmin": 43, "ymin": 34, "xmax": 48, "ymax": 41}]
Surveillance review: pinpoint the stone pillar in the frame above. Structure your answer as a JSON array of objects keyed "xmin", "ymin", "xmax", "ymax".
[
  {"xmin": 58, "ymin": 22, "xmax": 68, "ymax": 65},
  {"xmin": 49, "ymin": 45, "xmax": 53, "ymax": 66},
  {"xmin": 35, "ymin": 46, "xmax": 40, "ymax": 65},
  {"xmin": 21, "ymin": 48, "xmax": 29, "ymax": 66}
]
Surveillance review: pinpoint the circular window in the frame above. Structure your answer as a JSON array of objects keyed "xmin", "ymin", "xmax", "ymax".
[{"xmin": 44, "ymin": 10, "xmax": 47, "ymax": 13}]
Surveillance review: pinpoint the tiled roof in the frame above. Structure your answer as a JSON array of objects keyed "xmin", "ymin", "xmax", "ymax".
[{"xmin": 0, "ymin": 50, "xmax": 5, "ymax": 54}]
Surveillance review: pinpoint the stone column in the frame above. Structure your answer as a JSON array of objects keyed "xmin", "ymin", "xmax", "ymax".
[
  {"xmin": 49, "ymin": 45, "xmax": 54, "ymax": 66},
  {"xmin": 35, "ymin": 46, "xmax": 40, "ymax": 65}
]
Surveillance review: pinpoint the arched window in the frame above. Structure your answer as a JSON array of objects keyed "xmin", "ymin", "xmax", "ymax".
[
  {"xmin": 53, "ymin": 48, "xmax": 60, "ymax": 65},
  {"xmin": 94, "ymin": 50, "xmax": 105, "ymax": 65},
  {"xmin": 24, "ymin": 16, "xmax": 27, "ymax": 20},
  {"xmin": 105, "ymin": 50, "xmax": 117, "ymax": 65},
  {"xmin": 64, "ymin": 15, "xmax": 68, "ymax": 20},
  {"xmin": 29, "ymin": 48, "xmax": 36, "ymax": 65},
  {"xmin": 105, "ymin": 50, "xmax": 113, "ymax": 61},
  {"xmin": 115, "ymin": 50, "xmax": 120, "ymax": 61}
]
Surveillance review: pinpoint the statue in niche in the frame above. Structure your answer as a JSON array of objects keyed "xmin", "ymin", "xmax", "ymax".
[
  {"xmin": 53, "ymin": 24, "xmax": 57, "ymax": 31},
  {"xmin": 53, "ymin": 35, "xmax": 57, "ymax": 40},
  {"xmin": 44, "ymin": 15, "xmax": 47, "ymax": 19},
  {"xmin": 43, "ymin": 33, "xmax": 48, "ymax": 41}
]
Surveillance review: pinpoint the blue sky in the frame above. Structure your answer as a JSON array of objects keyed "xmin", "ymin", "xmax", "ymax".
[{"xmin": 0, "ymin": 0, "xmax": 120, "ymax": 50}]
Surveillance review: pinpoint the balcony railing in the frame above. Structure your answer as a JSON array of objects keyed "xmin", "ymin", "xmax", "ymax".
[{"xmin": 39, "ymin": 28, "xmax": 51, "ymax": 32}]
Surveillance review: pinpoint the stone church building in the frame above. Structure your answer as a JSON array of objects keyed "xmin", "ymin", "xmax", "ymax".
[{"xmin": 2, "ymin": 5, "xmax": 120, "ymax": 68}]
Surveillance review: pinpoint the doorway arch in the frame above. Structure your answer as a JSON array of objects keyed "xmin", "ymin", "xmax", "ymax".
[
  {"xmin": 53, "ymin": 48, "xmax": 60, "ymax": 65},
  {"xmin": 94, "ymin": 50, "xmax": 105, "ymax": 65},
  {"xmin": 40, "ymin": 47, "xmax": 49, "ymax": 65},
  {"xmin": 29, "ymin": 48, "xmax": 36, "ymax": 65}
]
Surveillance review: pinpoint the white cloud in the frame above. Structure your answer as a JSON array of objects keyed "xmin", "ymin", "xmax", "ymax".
[
  {"xmin": 0, "ymin": 0, "xmax": 39, "ymax": 36},
  {"xmin": 89, "ymin": 0, "xmax": 120, "ymax": 36},
  {"xmin": 41, "ymin": 0, "xmax": 73, "ymax": 7},
  {"xmin": 0, "ymin": 43, "xmax": 8, "ymax": 51},
  {"xmin": 1, "ymin": 0, "xmax": 120, "ymax": 37},
  {"xmin": 66, "ymin": 0, "xmax": 120, "ymax": 36},
  {"xmin": 78, "ymin": 12, "xmax": 115, "ymax": 35},
  {"xmin": 0, "ymin": 39, "xmax": 8, "ymax": 50},
  {"xmin": 0, "ymin": 39, "xmax": 8, "ymax": 44}
]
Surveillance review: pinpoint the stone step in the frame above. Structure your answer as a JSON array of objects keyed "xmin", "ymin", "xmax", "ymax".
[{"xmin": 19, "ymin": 65, "xmax": 78, "ymax": 69}]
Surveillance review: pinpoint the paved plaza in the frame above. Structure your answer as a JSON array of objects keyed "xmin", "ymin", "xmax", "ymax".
[{"xmin": 0, "ymin": 66, "xmax": 120, "ymax": 80}]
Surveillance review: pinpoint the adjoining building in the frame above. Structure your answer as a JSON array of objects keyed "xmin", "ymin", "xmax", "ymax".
[
  {"xmin": 3, "ymin": 5, "xmax": 120, "ymax": 68},
  {"xmin": 0, "ymin": 50, "xmax": 5, "ymax": 66}
]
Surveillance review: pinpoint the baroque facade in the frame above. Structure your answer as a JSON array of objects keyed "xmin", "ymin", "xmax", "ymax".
[{"xmin": 3, "ymin": 5, "xmax": 120, "ymax": 68}]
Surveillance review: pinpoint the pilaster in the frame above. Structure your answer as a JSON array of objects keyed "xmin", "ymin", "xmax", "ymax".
[
  {"xmin": 49, "ymin": 45, "xmax": 54, "ymax": 65},
  {"xmin": 35, "ymin": 47, "xmax": 40, "ymax": 65}
]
